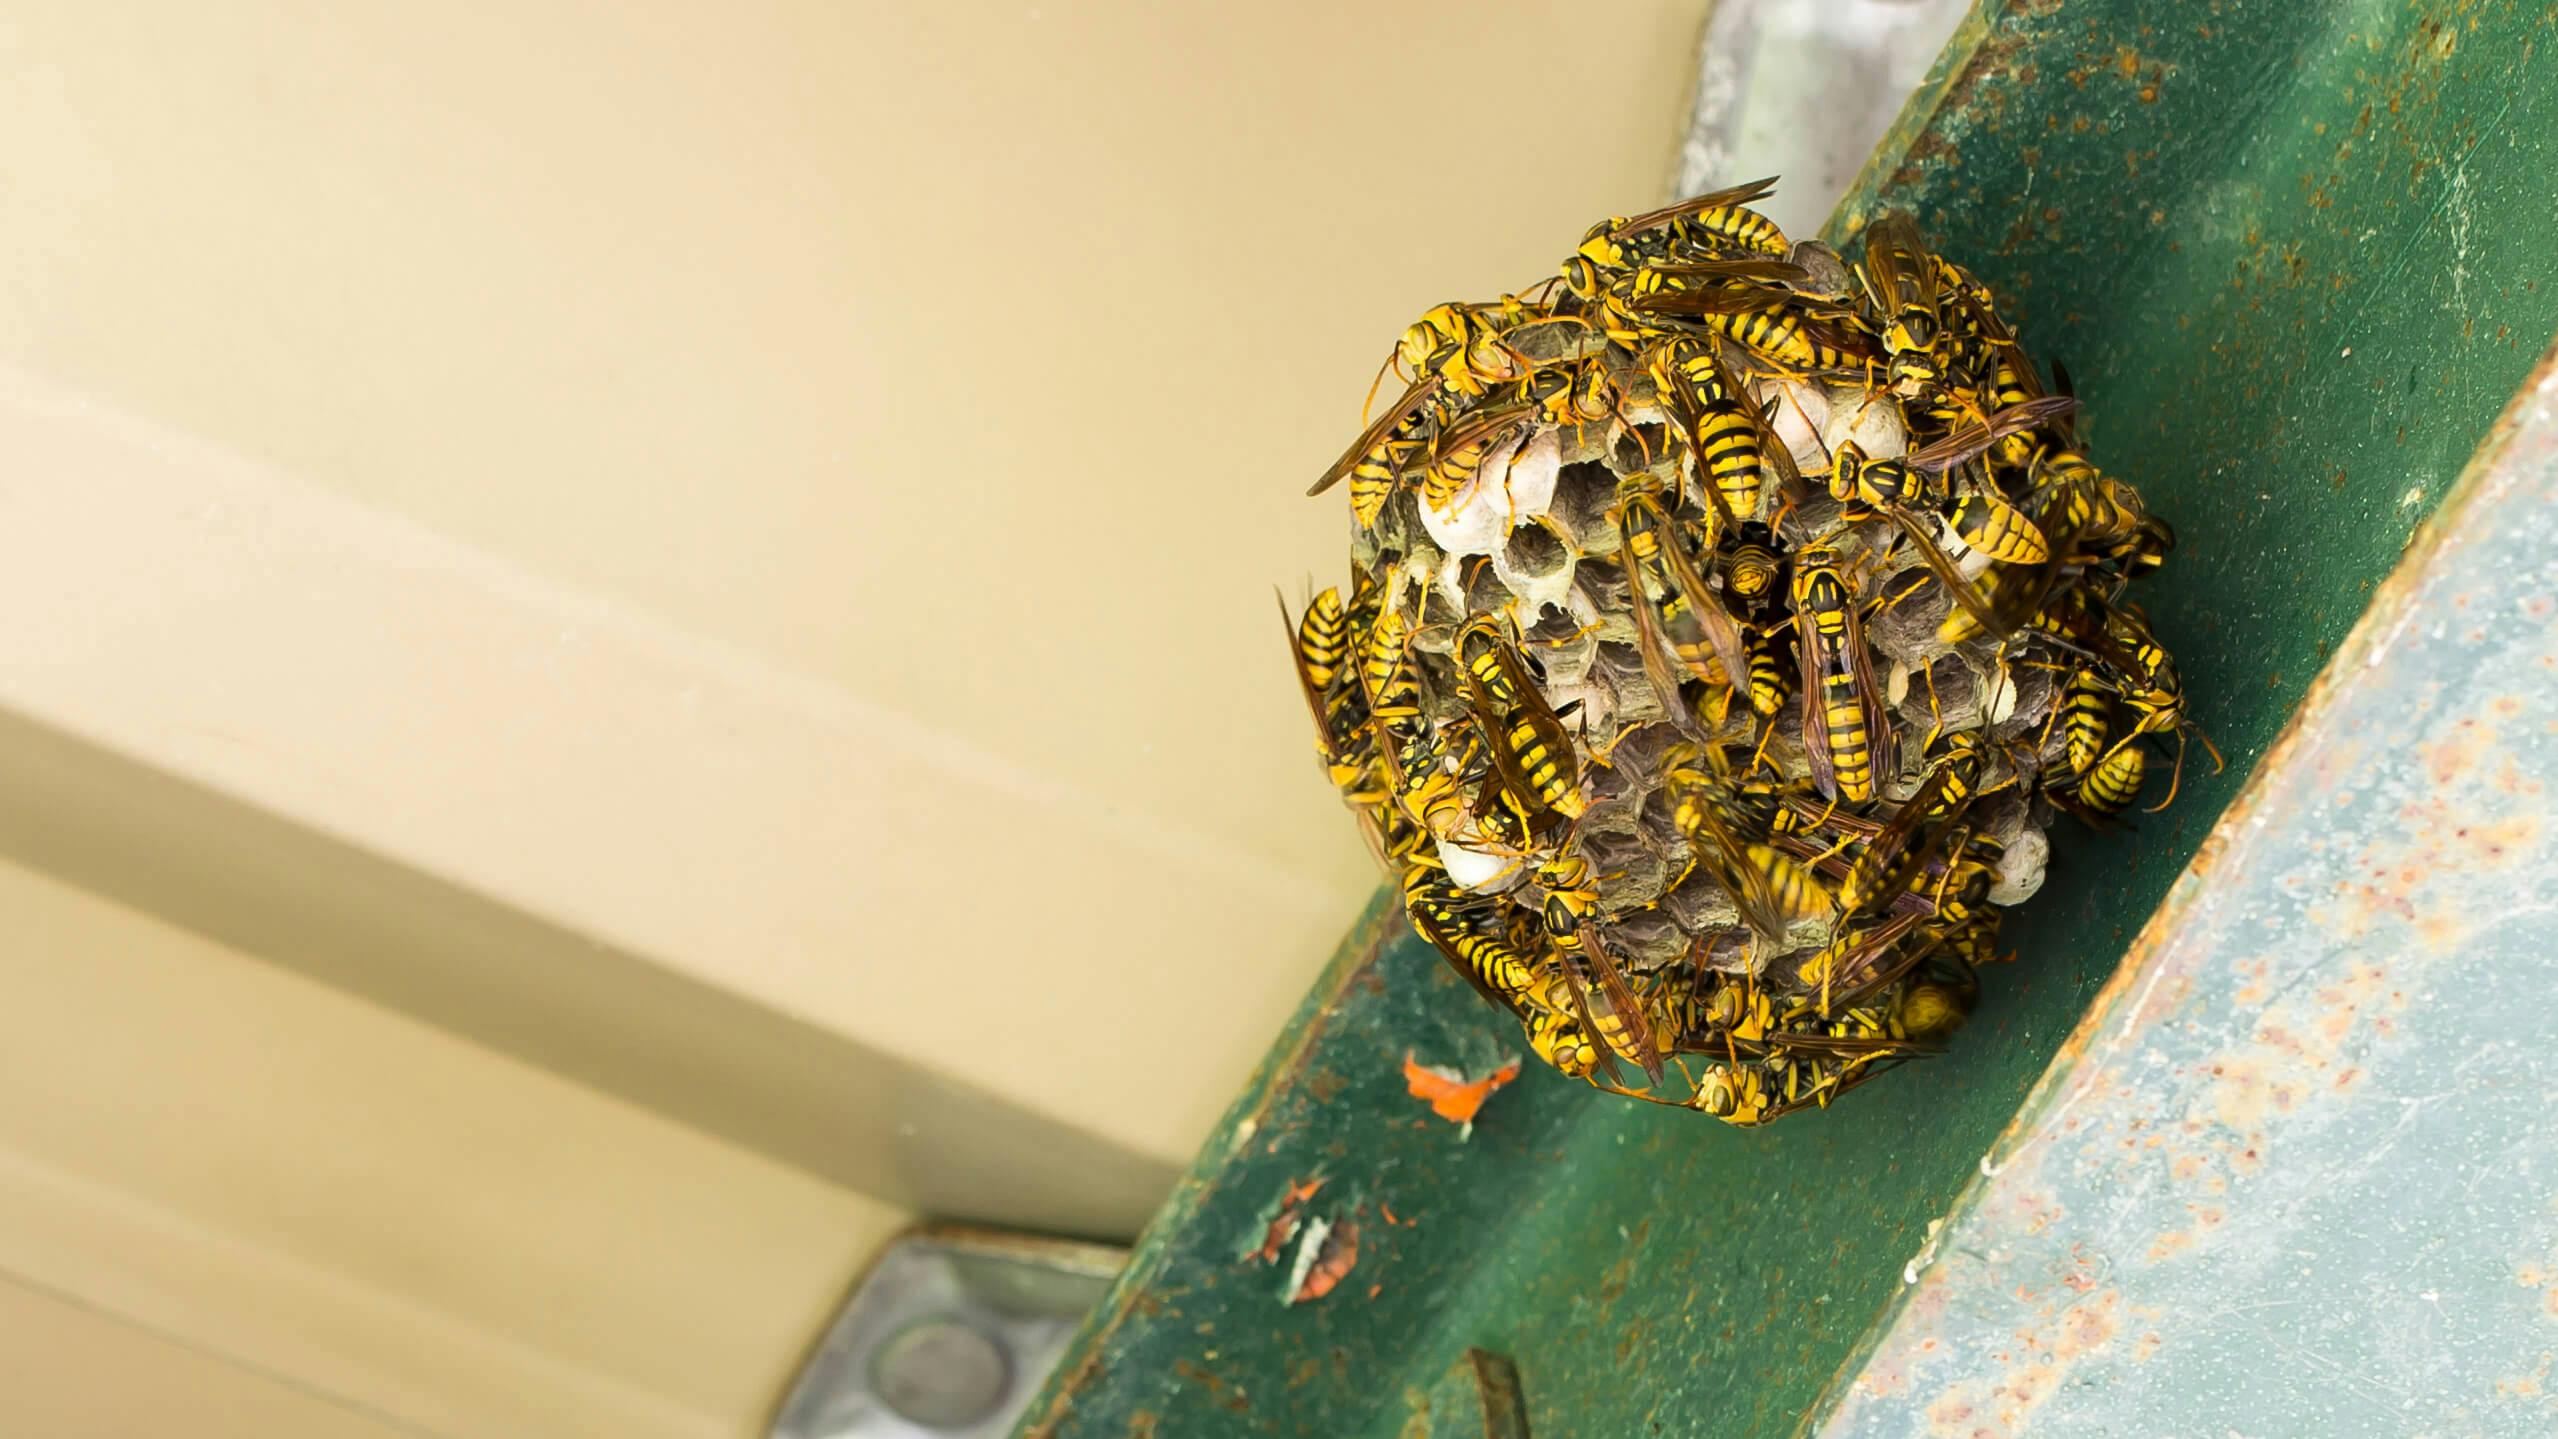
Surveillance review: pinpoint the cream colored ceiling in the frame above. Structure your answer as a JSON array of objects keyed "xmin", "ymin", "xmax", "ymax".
[
  {"xmin": 0, "ymin": 853, "xmax": 902, "ymax": 1437},
  {"xmin": 0, "ymin": 0, "xmax": 1707, "ymax": 1188},
  {"xmin": 0, "ymin": 2, "xmax": 1716, "ymax": 1431},
  {"xmin": 0, "ymin": 0, "xmax": 1704, "ymax": 915}
]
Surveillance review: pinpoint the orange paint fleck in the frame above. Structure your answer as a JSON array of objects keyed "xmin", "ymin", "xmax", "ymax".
[
  {"xmin": 1255, "ymin": 1214, "xmax": 1299, "ymax": 1265},
  {"xmin": 1402, "ymin": 1052, "xmax": 1522, "ymax": 1125},
  {"xmin": 1250, "ymin": 1177, "xmax": 1328, "ymax": 1264}
]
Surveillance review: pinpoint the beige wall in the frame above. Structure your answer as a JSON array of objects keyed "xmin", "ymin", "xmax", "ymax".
[
  {"xmin": 0, "ymin": 1, "xmax": 1708, "ymax": 1429},
  {"xmin": 0, "ymin": 0, "xmax": 1706, "ymax": 903},
  {"xmin": 0, "ymin": 2, "xmax": 1701, "ymax": 895},
  {"xmin": 0, "ymin": 854, "xmax": 905, "ymax": 1437},
  {"xmin": 0, "ymin": 1282, "xmax": 414, "ymax": 1439}
]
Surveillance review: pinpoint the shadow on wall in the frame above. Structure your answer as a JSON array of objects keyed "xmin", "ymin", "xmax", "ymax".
[{"xmin": 0, "ymin": 705, "xmax": 1176, "ymax": 1241}]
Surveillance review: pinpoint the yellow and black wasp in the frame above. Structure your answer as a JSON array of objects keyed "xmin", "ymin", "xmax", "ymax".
[
  {"xmin": 1827, "ymin": 397, "xmax": 2080, "ymax": 631},
  {"xmin": 1789, "ymin": 545, "xmax": 1894, "ymax": 805},
  {"xmin": 1660, "ymin": 745, "xmax": 1833, "ymax": 951},
  {"xmin": 1722, "ymin": 522, "xmax": 1785, "ymax": 615},
  {"xmin": 2090, "ymin": 602, "xmax": 2223, "ymax": 808},
  {"xmin": 1306, "ymin": 375, "xmax": 1455, "ymax": 524},
  {"xmin": 1856, "ymin": 213, "xmax": 1953, "ymax": 393},
  {"xmin": 1281, "ymin": 586, "xmax": 1392, "ymax": 861},
  {"xmin": 1628, "ymin": 282, "xmax": 1884, "ymax": 379},
  {"xmin": 1641, "ymin": 337, "xmax": 1802, "ymax": 529},
  {"xmin": 1531, "ymin": 845, "xmax": 1665, "ymax": 1084},
  {"xmin": 2053, "ymin": 740, "xmax": 2147, "ymax": 824},
  {"xmin": 1739, "ymin": 622, "xmax": 1791, "ymax": 720},
  {"xmin": 1615, "ymin": 489, "xmax": 1751, "ymax": 720},
  {"xmin": 1418, "ymin": 405, "xmax": 1535, "ymax": 519},
  {"xmin": 1454, "ymin": 615, "xmax": 1588, "ymax": 830},
  {"xmin": 1401, "ymin": 864, "xmax": 1621, "ymax": 1081},
  {"xmin": 1560, "ymin": 175, "xmax": 1787, "ymax": 301}
]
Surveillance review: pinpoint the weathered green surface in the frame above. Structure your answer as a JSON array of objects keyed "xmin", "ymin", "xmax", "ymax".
[
  {"xmin": 1019, "ymin": 3, "xmax": 2558, "ymax": 1435},
  {"xmin": 1810, "ymin": 350, "xmax": 2558, "ymax": 1437}
]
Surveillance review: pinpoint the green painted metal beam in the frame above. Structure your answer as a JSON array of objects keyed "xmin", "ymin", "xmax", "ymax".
[
  {"xmin": 1018, "ymin": 3, "xmax": 2558, "ymax": 1434},
  {"xmin": 1812, "ymin": 340, "xmax": 2558, "ymax": 1439}
]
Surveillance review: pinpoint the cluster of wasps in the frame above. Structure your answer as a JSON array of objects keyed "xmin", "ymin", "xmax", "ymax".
[{"xmin": 1284, "ymin": 177, "xmax": 2213, "ymax": 1125}]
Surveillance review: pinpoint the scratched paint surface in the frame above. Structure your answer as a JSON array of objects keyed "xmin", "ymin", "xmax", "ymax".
[
  {"xmin": 1815, "ymin": 355, "xmax": 2558, "ymax": 1438},
  {"xmin": 1019, "ymin": 5, "xmax": 2558, "ymax": 1436}
]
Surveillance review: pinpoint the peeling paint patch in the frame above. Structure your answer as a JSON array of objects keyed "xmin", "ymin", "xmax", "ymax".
[{"xmin": 1817, "ymin": 326, "xmax": 2558, "ymax": 1433}]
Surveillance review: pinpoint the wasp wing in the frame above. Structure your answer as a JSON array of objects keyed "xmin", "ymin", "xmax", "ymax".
[
  {"xmin": 1838, "ymin": 766, "xmax": 1965, "ymax": 920},
  {"xmin": 1691, "ymin": 806, "xmax": 1799, "ymax": 949},
  {"xmin": 1758, "ymin": 1030, "xmax": 1943, "ymax": 1060},
  {"xmin": 1278, "ymin": 589, "xmax": 1332, "ymax": 733},
  {"xmin": 1404, "ymin": 887, "xmax": 1520, "ymax": 1016},
  {"xmin": 1623, "ymin": 492, "xmax": 1750, "ymax": 690},
  {"xmin": 1605, "ymin": 176, "xmax": 1782, "ymax": 240},
  {"xmin": 1858, "ymin": 214, "xmax": 1939, "ymax": 324},
  {"xmin": 1620, "ymin": 539, "xmax": 1713, "ymax": 739},
  {"xmin": 1752, "ymin": 1057, "xmax": 1911, "ymax": 1124},
  {"xmin": 1309, "ymin": 376, "xmax": 1442, "ymax": 497},
  {"xmin": 1579, "ymin": 924, "xmax": 1665, "ymax": 1084},
  {"xmin": 1795, "ymin": 607, "xmax": 1841, "ymax": 802},
  {"xmin": 1882, "ymin": 506, "xmax": 2013, "ymax": 642},
  {"xmin": 1637, "ymin": 258, "xmax": 1814, "ymax": 286},
  {"xmin": 1627, "ymin": 286, "xmax": 1863, "ymax": 322},
  {"xmin": 1905, "ymin": 395, "xmax": 2082, "ymax": 471}
]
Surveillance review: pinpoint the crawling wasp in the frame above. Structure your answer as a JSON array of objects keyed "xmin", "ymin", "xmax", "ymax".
[{"xmin": 1790, "ymin": 545, "xmax": 1893, "ymax": 804}]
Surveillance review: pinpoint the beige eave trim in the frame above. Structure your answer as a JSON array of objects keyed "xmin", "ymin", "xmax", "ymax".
[{"xmin": 0, "ymin": 365, "xmax": 1339, "ymax": 1230}]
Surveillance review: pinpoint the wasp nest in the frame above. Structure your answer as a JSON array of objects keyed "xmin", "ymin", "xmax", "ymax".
[{"xmin": 1287, "ymin": 179, "xmax": 2200, "ymax": 1125}]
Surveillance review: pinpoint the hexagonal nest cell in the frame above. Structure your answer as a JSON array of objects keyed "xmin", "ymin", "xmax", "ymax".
[{"xmin": 1286, "ymin": 182, "xmax": 2199, "ymax": 1125}]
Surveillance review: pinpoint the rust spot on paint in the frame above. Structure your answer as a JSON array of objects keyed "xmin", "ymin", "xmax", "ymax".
[
  {"xmin": 2471, "ymin": 812, "xmax": 2542, "ymax": 860},
  {"xmin": 2494, "ymin": 1355, "xmax": 2553, "ymax": 1399},
  {"xmin": 1922, "ymin": 1289, "xmax": 2126, "ymax": 1437},
  {"xmin": 1017, "ymin": 897, "xmax": 1404, "ymax": 1437},
  {"xmin": 1171, "ymin": 1359, "xmax": 1251, "ymax": 1414}
]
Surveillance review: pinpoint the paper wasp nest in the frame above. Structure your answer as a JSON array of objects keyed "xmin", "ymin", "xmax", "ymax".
[{"xmin": 1288, "ymin": 179, "xmax": 2198, "ymax": 1125}]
